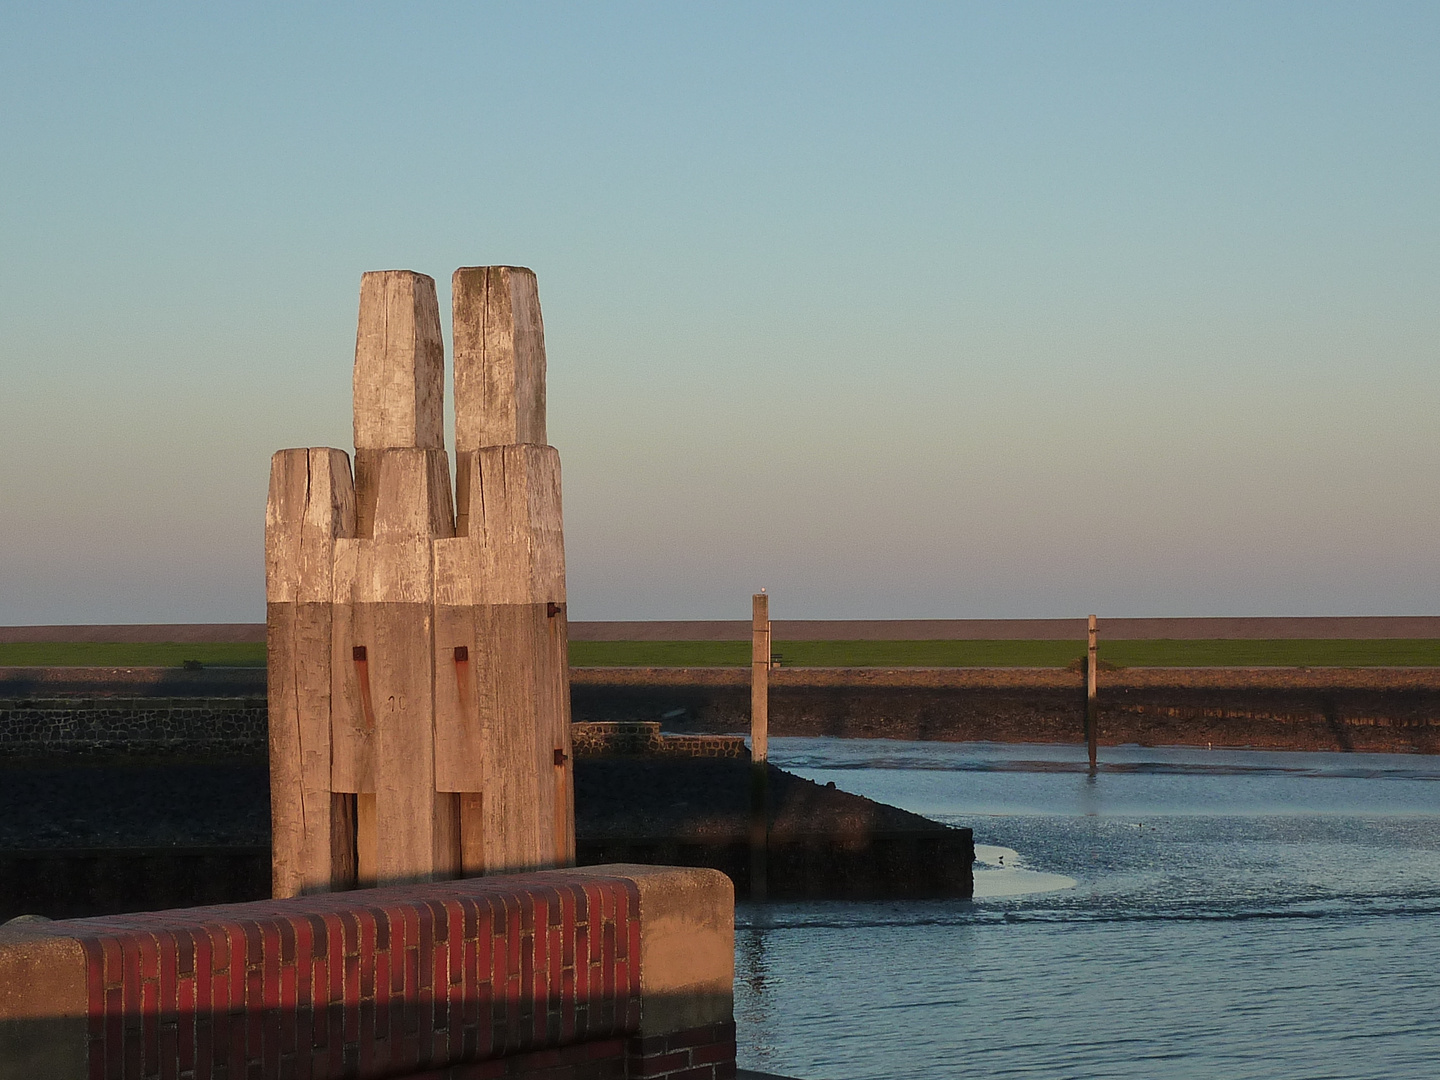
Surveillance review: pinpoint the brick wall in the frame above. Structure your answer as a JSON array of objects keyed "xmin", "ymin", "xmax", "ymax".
[{"xmin": 0, "ymin": 866, "xmax": 736, "ymax": 1080}]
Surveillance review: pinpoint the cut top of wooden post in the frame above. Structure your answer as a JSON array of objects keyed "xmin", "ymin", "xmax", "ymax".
[
  {"xmin": 265, "ymin": 448, "xmax": 356, "ymax": 604},
  {"xmin": 353, "ymin": 270, "xmax": 445, "ymax": 451},
  {"xmin": 752, "ymin": 593, "xmax": 769, "ymax": 633},
  {"xmin": 452, "ymin": 266, "xmax": 547, "ymax": 450}
]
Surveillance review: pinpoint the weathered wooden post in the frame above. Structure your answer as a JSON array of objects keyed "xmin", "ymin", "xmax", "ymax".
[
  {"xmin": 750, "ymin": 592, "xmax": 770, "ymax": 900},
  {"xmin": 1086, "ymin": 613, "xmax": 1099, "ymax": 770},
  {"xmin": 435, "ymin": 265, "xmax": 574, "ymax": 876},
  {"xmin": 267, "ymin": 266, "xmax": 573, "ymax": 896},
  {"xmin": 751, "ymin": 592, "xmax": 770, "ymax": 763}
]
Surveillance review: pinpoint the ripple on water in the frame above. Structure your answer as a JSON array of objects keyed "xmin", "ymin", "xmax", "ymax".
[{"xmin": 732, "ymin": 738, "xmax": 1440, "ymax": 1080}]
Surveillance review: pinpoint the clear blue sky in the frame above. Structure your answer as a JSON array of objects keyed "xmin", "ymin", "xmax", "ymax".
[{"xmin": 2, "ymin": 2, "xmax": 1437, "ymax": 623}]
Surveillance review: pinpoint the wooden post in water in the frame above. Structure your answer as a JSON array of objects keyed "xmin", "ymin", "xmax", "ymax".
[
  {"xmin": 1086, "ymin": 614, "xmax": 1099, "ymax": 769},
  {"xmin": 751, "ymin": 593, "xmax": 770, "ymax": 764},
  {"xmin": 750, "ymin": 592, "xmax": 771, "ymax": 900}
]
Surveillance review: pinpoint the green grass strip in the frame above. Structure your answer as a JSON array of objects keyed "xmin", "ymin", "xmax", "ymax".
[
  {"xmin": 7, "ymin": 638, "xmax": 1440, "ymax": 669},
  {"xmin": 1102, "ymin": 638, "xmax": 1440, "ymax": 668},
  {"xmin": 570, "ymin": 638, "xmax": 1440, "ymax": 668}
]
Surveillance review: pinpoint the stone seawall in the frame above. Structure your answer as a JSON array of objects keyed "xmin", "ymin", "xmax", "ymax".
[
  {"xmin": 570, "ymin": 667, "xmax": 1440, "ymax": 754},
  {"xmin": 572, "ymin": 722, "xmax": 748, "ymax": 759},
  {"xmin": 0, "ymin": 697, "xmax": 267, "ymax": 757},
  {"xmin": 6, "ymin": 667, "xmax": 1440, "ymax": 756}
]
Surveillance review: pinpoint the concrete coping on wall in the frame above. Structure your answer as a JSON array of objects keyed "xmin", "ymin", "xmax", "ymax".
[{"xmin": 0, "ymin": 863, "xmax": 735, "ymax": 1080}]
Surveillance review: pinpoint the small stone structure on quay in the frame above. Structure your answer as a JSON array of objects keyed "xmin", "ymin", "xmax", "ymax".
[{"xmin": 0, "ymin": 267, "xmax": 739, "ymax": 1080}]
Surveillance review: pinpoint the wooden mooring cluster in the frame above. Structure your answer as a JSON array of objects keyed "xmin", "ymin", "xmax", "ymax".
[{"xmin": 266, "ymin": 267, "xmax": 572, "ymax": 898}]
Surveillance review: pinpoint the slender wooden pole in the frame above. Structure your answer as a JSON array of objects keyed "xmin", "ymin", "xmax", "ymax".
[
  {"xmin": 751, "ymin": 594, "xmax": 770, "ymax": 764},
  {"xmin": 750, "ymin": 592, "xmax": 771, "ymax": 900},
  {"xmin": 1086, "ymin": 614, "xmax": 1098, "ymax": 770}
]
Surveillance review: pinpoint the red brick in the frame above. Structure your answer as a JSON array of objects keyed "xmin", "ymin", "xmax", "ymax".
[
  {"xmin": 81, "ymin": 937, "xmax": 105, "ymax": 1046},
  {"xmin": 208, "ymin": 1005, "xmax": 230, "ymax": 1076},
  {"xmin": 177, "ymin": 972, "xmax": 196, "ymax": 1074},
  {"xmin": 101, "ymin": 934, "xmax": 124, "ymax": 991},
  {"xmin": 690, "ymin": 1042, "xmax": 732, "ymax": 1066},
  {"xmin": 277, "ymin": 915, "xmax": 297, "ymax": 965},
  {"xmin": 141, "ymin": 976, "xmax": 161, "ymax": 1075},
  {"xmin": 358, "ymin": 910, "xmax": 377, "ymax": 1002},
  {"xmin": 664, "ymin": 1025, "xmax": 727, "ymax": 1050},
  {"xmin": 307, "ymin": 954, "xmax": 327, "ymax": 1051},
  {"xmin": 65, "ymin": 874, "xmax": 715, "ymax": 1080},
  {"xmin": 194, "ymin": 1016, "xmax": 214, "ymax": 1080},
  {"xmin": 639, "ymin": 1049, "xmax": 691, "ymax": 1073},
  {"xmin": 631, "ymin": 1033, "xmax": 669, "ymax": 1057}
]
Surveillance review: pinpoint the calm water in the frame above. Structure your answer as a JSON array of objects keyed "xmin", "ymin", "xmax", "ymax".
[{"xmin": 736, "ymin": 739, "xmax": 1440, "ymax": 1079}]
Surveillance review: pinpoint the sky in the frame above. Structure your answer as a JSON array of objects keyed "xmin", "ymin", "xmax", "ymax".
[{"xmin": 1, "ymin": 1, "xmax": 1438, "ymax": 623}]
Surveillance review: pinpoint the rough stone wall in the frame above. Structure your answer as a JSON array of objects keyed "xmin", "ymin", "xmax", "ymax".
[
  {"xmin": 569, "ymin": 667, "xmax": 1440, "ymax": 754},
  {"xmin": 571, "ymin": 723, "xmax": 747, "ymax": 760},
  {"xmin": 11, "ymin": 666, "xmax": 1440, "ymax": 758},
  {"xmin": 0, "ymin": 698, "xmax": 266, "ymax": 757},
  {"xmin": 0, "ymin": 709, "xmax": 750, "ymax": 761}
]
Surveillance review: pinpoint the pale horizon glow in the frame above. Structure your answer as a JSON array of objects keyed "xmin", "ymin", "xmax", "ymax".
[{"xmin": 2, "ymin": 2, "xmax": 1437, "ymax": 623}]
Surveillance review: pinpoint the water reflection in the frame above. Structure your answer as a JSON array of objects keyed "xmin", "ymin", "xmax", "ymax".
[{"xmin": 736, "ymin": 920, "xmax": 779, "ymax": 1074}]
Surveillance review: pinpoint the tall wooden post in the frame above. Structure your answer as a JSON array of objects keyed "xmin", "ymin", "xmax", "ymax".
[
  {"xmin": 437, "ymin": 265, "xmax": 573, "ymax": 875},
  {"xmin": 751, "ymin": 593, "xmax": 770, "ymax": 764},
  {"xmin": 750, "ymin": 593, "xmax": 770, "ymax": 900},
  {"xmin": 266, "ymin": 447, "xmax": 357, "ymax": 898},
  {"xmin": 1086, "ymin": 614, "xmax": 1098, "ymax": 770},
  {"xmin": 267, "ymin": 265, "xmax": 573, "ymax": 897}
]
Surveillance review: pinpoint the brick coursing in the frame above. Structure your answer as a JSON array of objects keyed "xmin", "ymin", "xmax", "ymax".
[
  {"xmin": 64, "ymin": 872, "xmax": 653, "ymax": 1079},
  {"xmin": 627, "ymin": 1022, "xmax": 737, "ymax": 1079}
]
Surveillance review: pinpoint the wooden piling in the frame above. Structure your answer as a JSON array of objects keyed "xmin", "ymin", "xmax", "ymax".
[
  {"xmin": 267, "ymin": 265, "xmax": 574, "ymax": 895},
  {"xmin": 1086, "ymin": 613, "xmax": 1098, "ymax": 769},
  {"xmin": 265, "ymin": 447, "xmax": 356, "ymax": 897},
  {"xmin": 439, "ymin": 267, "xmax": 572, "ymax": 875},
  {"xmin": 751, "ymin": 594, "xmax": 770, "ymax": 764},
  {"xmin": 750, "ymin": 593, "xmax": 770, "ymax": 900}
]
